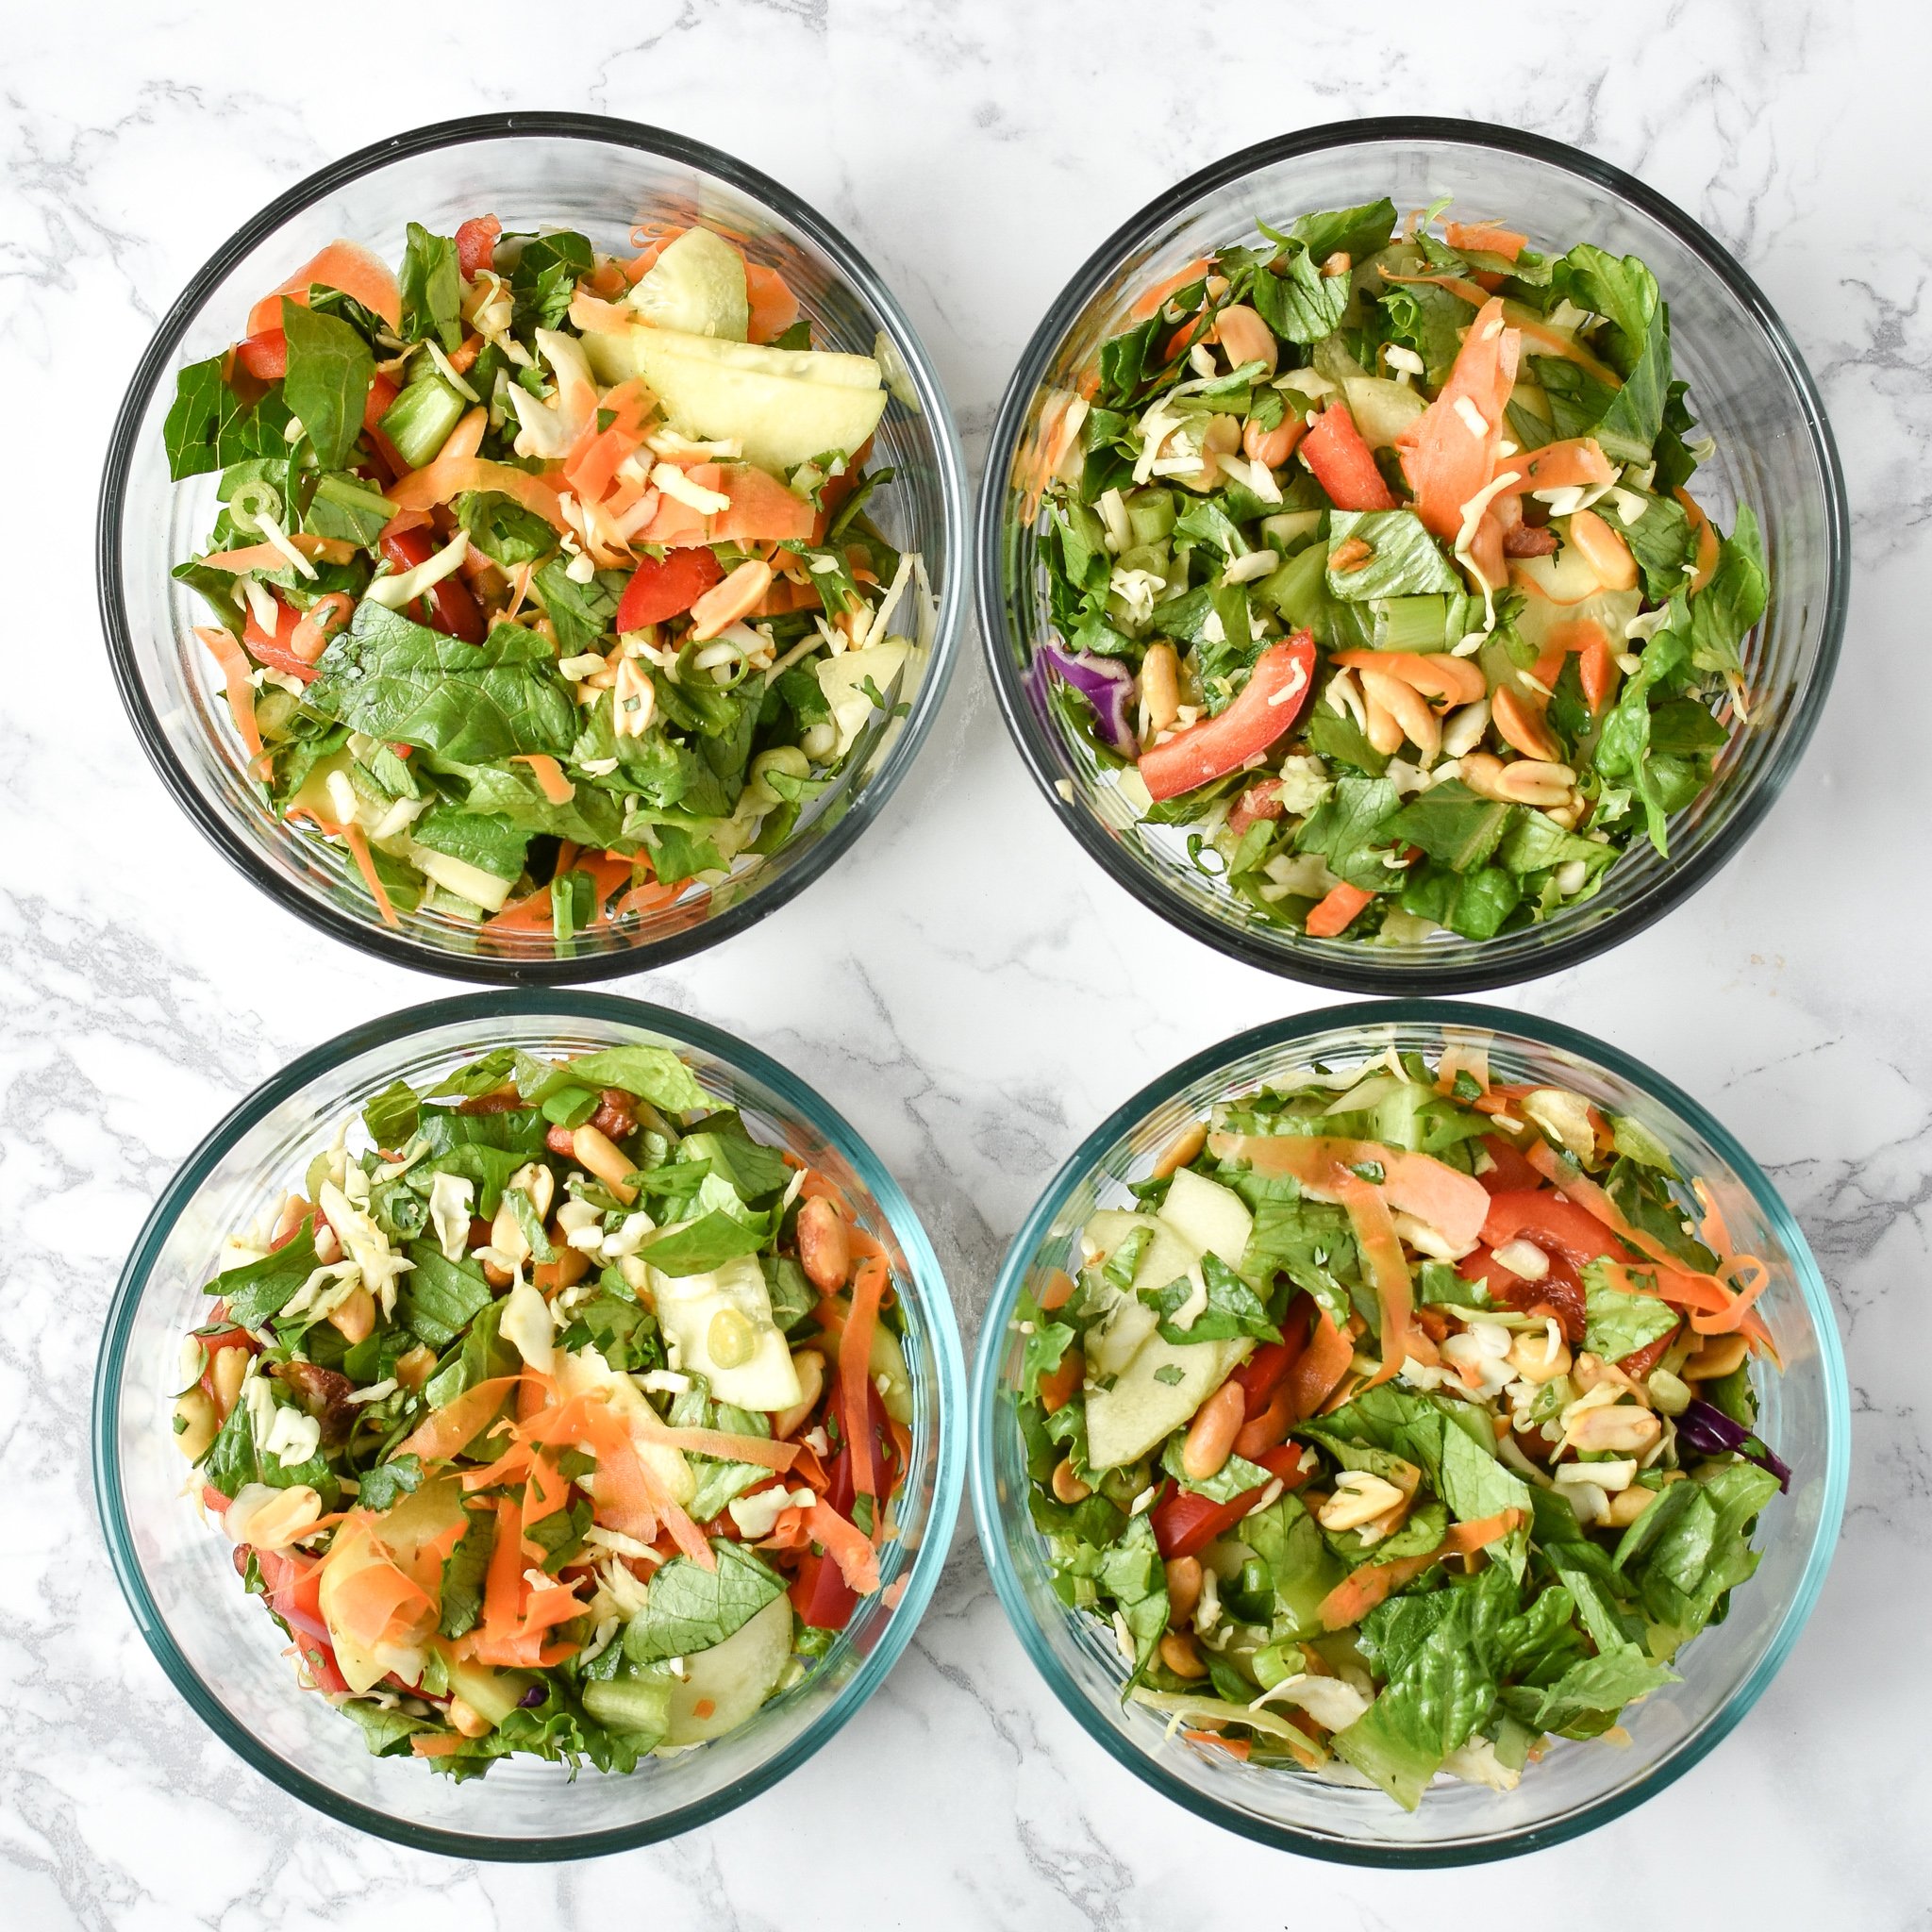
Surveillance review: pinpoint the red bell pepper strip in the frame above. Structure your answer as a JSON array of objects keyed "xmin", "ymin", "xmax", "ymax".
[
  {"xmin": 456, "ymin": 215, "xmax": 502, "ymax": 279},
  {"xmin": 361, "ymin": 373, "xmax": 408, "ymax": 480},
  {"xmin": 1480, "ymin": 1189, "xmax": 1628, "ymax": 1271},
  {"xmin": 234, "ymin": 329, "xmax": 289, "ymax": 380},
  {"xmin": 1475, "ymin": 1134, "xmax": 1542, "ymax": 1195},
  {"xmin": 1229, "ymin": 1307, "xmax": 1311, "ymax": 1416},
  {"xmin": 242, "ymin": 594, "xmax": 320, "ymax": 686},
  {"xmin": 1459, "ymin": 1241, "xmax": 1587, "ymax": 1342},
  {"xmin": 1151, "ymin": 1443, "xmax": 1310, "ymax": 1561},
  {"xmin": 791, "ymin": 1375, "xmax": 895, "ymax": 1631},
  {"xmin": 1137, "ymin": 632, "xmax": 1317, "ymax": 802},
  {"xmin": 379, "ymin": 526, "xmax": 485, "ymax": 642},
  {"xmin": 1301, "ymin": 404, "xmax": 1397, "ymax": 510},
  {"xmin": 613, "ymin": 546, "xmax": 724, "ymax": 632},
  {"xmin": 236, "ymin": 1544, "xmax": 350, "ymax": 1692}
]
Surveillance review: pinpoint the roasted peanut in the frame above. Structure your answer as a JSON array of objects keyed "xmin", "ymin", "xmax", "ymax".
[
  {"xmin": 1508, "ymin": 1326, "xmax": 1573, "ymax": 1386},
  {"xmin": 571, "ymin": 1124, "xmax": 638, "ymax": 1204},
  {"xmin": 1567, "ymin": 508, "xmax": 1639, "ymax": 591},
  {"xmin": 1567, "ymin": 1404, "xmax": 1663, "ymax": 1455},
  {"xmin": 1152, "ymin": 1119, "xmax": 1208, "ymax": 1179},
  {"xmin": 1164, "ymin": 1556, "xmax": 1204, "ymax": 1626},
  {"xmin": 1491, "ymin": 685, "xmax": 1564, "ymax": 762},
  {"xmin": 174, "ymin": 1389, "xmax": 219, "ymax": 1462},
  {"xmin": 797, "ymin": 1195, "xmax": 853, "ymax": 1293},
  {"xmin": 1359, "ymin": 667, "xmax": 1441, "ymax": 762},
  {"xmin": 1180, "ymin": 1382, "xmax": 1247, "ymax": 1482},
  {"xmin": 327, "ymin": 1285, "xmax": 376, "ymax": 1345},
  {"xmin": 1158, "ymin": 1631, "xmax": 1208, "ymax": 1679},
  {"xmin": 448, "ymin": 1697, "xmax": 493, "ymax": 1740},
  {"xmin": 1210, "ymin": 303, "xmax": 1279, "ymax": 375},
  {"xmin": 211, "ymin": 1344, "xmax": 249, "ymax": 1421},
  {"xmin": 1241, "ymin": 416, "xmax": 1300, "ymax": 468},
  {"xmin": 1604, "ymin": 1485, "xmax": 1658, "ymax": 1529},
  {"xmin": 1051, "ymin": 1457, "xmax": 1092, "ymax": 1505},
  {"xmin": 1140, "ymin": 641, "xmax": 1182, "ymax": 734},
  {"xmin": 772, "ymin": 1350, "xmax": 825, "ymax": 1441},
  {"xmin": 1684, "ymin": 1332, "xmax": 1751, "ymax": 1381},
  {"xmin": 395, "ymin": 1344, "xmax": 438, "ymax": 1392}
]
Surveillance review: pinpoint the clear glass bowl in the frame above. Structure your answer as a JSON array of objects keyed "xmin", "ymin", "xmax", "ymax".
[
  {"xmin": 99, "ymin": 112, "xmax": 967, "ymax": 983},
  {"xmin": 970, "ymin": 1000, "xmax": 1847, "ymax": 1864},
  {"xmin": 94, "ymin": 991, "xmax": 965, "ymax": 1858},
  {"xmin": 976, "ymin": 119, "xmax": 1847, "ymax": 993}
]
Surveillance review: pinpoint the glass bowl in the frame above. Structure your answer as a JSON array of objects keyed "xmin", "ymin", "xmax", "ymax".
[
  {"xmin": 970, "ymin": 1000, "xmax": 1847, "ymax": 1864},
  {"xmin": 976, "ymin": 118, "xmax": 1847, "ymax": 993},
  {"xmin": 94, "ymin": 991, "xmax": 965, "ymax": 1859},
  {"xmin": 99, "ymin": 112, "xmax": 967, "ymax": 983}
]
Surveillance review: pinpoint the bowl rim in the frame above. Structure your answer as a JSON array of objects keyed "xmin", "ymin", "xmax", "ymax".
[
  {"xmin": 974, "ymin": 114, "xmax": 1850, "ymax": 995},
  {"xmin": 97, "ymin": 109, "xmax": 969, "ymax": 986},
  {"xmin": 968, "ymin": 995, "xmax": 1850, "ymax": 1865},
  {"xmin": 92, "ymin": 987, "xmax": 968, "ymax": 1860}
]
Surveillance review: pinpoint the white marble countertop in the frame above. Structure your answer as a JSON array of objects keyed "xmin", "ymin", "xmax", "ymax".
[{"xmin": 4, "ymin": 0, "xmax": 1925, "ymax": 1923}]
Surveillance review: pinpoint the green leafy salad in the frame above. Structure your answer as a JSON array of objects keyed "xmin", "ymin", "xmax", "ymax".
[
  {"xmin": 1026, "ymin": 200, "xmax": 1765, "ymax": 946},
  {"xmin": 1008, "ymin": 1041, "xmax": 1783, "ymax": 1807},
  {"xmin": 173, "ymin": 1038, "xmax": 912, "ymax": 1777},
  {"xmin": 161, "ymin": 216, "xmax": 928, "ymax": 947}
]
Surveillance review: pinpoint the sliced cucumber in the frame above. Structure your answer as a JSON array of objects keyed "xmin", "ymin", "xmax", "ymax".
[
  {"xmin": 662, "ymin": 1594, "xmax": 794, "ymax": 1745},
  {"xmin": 445, "ymin": 1656, "xmax": 534, "ymax": 1728},
  {"xmin": 584, "ymin": 1673, "xmax": 675, "ymax": 1740},
  {"xmin": 1158, "ymin": 1167, "xmax": 1253, "ymax": 1268},
  {"xmin": 628, "ymin": 227, "xmax": 748, "ymax": 340},
  {"xmin": 1342, "ymin": 375, "xmax": 1426, "ymax": 451},
  {"xmin": 1086, "ymin": 1332, "xmax": 1251, "ymax": 1471},
  {"xmin": 582, "ymin": 326, "xmax": 887, "ymax": 473}
]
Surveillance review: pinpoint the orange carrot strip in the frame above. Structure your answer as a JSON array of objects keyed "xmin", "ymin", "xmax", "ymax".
[
  {"xmin": 1305, "ymin": 881, "xmax": 1374, "ymax": 939},
  {"xmin": 1444, "ymin": 221, "xmax": 1527, "ymax": 261},
  {"xmin": 386, "ymin": 458, "xmax": 569, "ymax": 531},
  {"xmin": 399, "ymin": 1376, "xmax": 521, "ymax": 1462},
  {"xmin": 194, "ymin": 626, "xmax": 263, "ymax": 758},
  {"xmin": 841, "ymin": 1258, "xmax": 888, "ymax": 1499},
  {"xmin": 807, "ymin": 1498, "xmax": 881, "ymax": 1595},
  {"xmin": 1318, "ymin": 1508, "xmax": 1522, "ymax": 1630}
]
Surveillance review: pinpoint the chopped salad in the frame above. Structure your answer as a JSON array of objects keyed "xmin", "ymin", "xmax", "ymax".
[
  {"xmin": 172, "ymin": 1040, "xmax": 913, "ymax": 1776},
  {"xmin": 1028, "ymin": 200, "xmax": 1766, "ymax": 945},
  {"xmin": 1010, "ymin": 1041, "xmax": 1782, "ymax": 1807},
  {"xmin": 163, "ymin": 219, "xmax": 928, "ymax": 946}
]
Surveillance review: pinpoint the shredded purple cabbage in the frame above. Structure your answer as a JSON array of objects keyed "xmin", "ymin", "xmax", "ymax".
[
  {"xmin": 1675, "ymin": 1397, "xmax": 1791, "ymax": 1492},
  {"xmin": 518, "ymin": 1684, "xmax": 548, "ymax": 1708},
  {"xmin": 1030, "ymin": 640, "xmax": 1138, "ymax": 755}
]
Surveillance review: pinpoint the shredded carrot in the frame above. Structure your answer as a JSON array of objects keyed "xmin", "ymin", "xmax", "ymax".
[
  {"xmin": 1128, "ymin": 257, "xmax": 1212, "ymax": 321},
  {"xmin": 1334, "ymin": 1174, "xmax": 1436, "ymax": 1382},
  {"xmin": 1318, "ymin": 1508, "xmax": 1522, "ymax": 1629},
  {"xmin": 1286, "ymin": 1310, "xmax": 1357, "ymax": 1422},
  {"xmin": 1676, "ymin": 486, "xmax": 1722, "ymax": 592},
  {"xmin": 411, "ymin": 1732, "xmax": 467, "ymax": 1757},
  {"xmin": 246, "ymin": 239, "xmax": 402, "ymax": 337},
  {"xmin": 1444, "ymin": 221, "xmax": 1527, "ymax": 261},
  {"xmin": 1524, "ymin": 1141, "xmax": 1774, "ymax": 1351},
  {"xmin": 841, "ymin": 1258, "xmax": 888, "ymax": 1499},
  {"xmin": 194, "ymin": 626, "xmax": 263, "ymax": 758},
  {"xmin": 1305, "ymin": 881, "xmax": 1374, "ymax": 939},
  {"xmin": 806, "ymin": 1498, "xmax": 881, "ymax": 1595},
  {"xmin": 511, "ymin": 754, "xmax": 575, "ymax": 806},
  {"xmin": 386, "ymin": 457, "xmax": 569, "ymax": 531},
  {"xmin": 398, "ymin": 1375, "xmax": 520, "ymax": 1461},
  {"xmin": 1378, "ymin": 268, "xmax": 1624, "ymax": 388},
  {"xmin": 1184, "ymin": 1730, "xmax": 1252, "ymax": 1759},
  {"xmin": 282, "ymin": 808, "xmax": 400, "ymax": 930}
]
